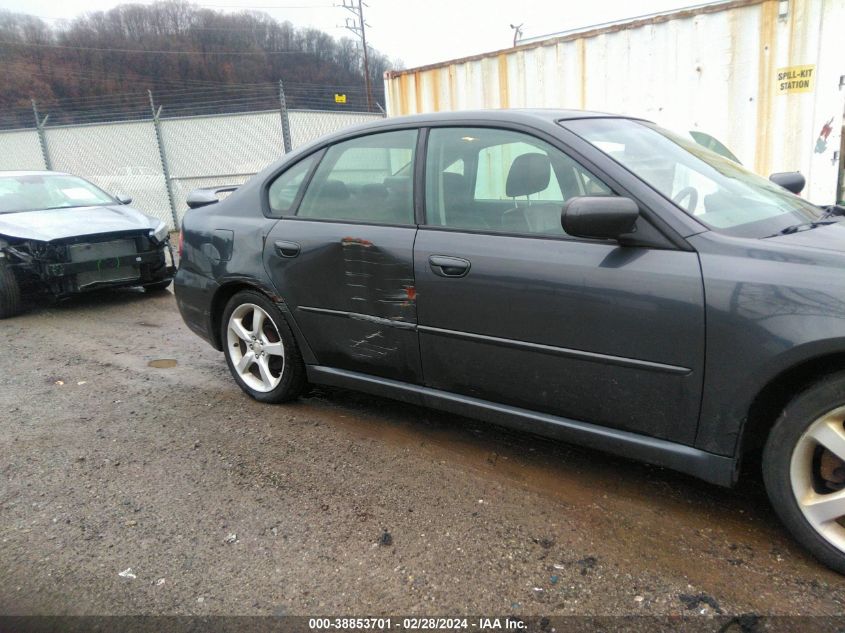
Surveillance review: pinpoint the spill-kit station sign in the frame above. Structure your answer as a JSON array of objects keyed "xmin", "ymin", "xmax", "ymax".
[{"xmin": 776, "ymin": 65, "xmax": 816, "ymax": 94}]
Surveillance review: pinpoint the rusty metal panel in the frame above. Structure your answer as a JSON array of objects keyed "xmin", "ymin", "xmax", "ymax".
[{"xmin": 385, "ymin": 0, "xmax": 845, "ymax": 203}]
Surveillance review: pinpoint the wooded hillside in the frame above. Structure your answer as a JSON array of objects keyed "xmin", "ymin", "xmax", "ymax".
[{"xmin": 0, "ymin": 1, "xmax": 391, "ymax": 123}]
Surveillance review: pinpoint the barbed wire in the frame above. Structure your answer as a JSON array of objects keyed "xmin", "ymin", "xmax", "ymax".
[
  {"xmin": 4, "ymin": 62, "xmax": 331, "ymax": 92},
  {"xmin": 0, "ymin": 81, "xmax": 381, "ymax": 130}
]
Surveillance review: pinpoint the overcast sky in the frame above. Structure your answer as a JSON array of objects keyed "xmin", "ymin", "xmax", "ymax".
[{"xmin": 0, "ymin": 0, "xmax": 707, "ymax": 69}]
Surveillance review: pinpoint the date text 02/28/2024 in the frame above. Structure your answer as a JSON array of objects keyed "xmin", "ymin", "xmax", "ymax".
[{"xmin": 308, "ymin": 617, "xmax": 527, "ymax": 630}]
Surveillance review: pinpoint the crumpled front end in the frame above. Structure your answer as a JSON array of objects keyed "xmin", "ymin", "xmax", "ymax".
[{"xmin": 1, "ymin": 231, "xmax": 176, "ymax": 298}]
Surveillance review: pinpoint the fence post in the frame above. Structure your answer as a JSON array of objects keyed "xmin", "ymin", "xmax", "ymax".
[
  {"xmin": 278, "ymin": 80, "xmax": 293, "ymax": 154},
  {"xmin": 32, "ymin": 99, "xmax": 52, "ymax": 170},
  {"xmin": 148, "ymin": 90, "xmax": 179, "ymax": 230}
]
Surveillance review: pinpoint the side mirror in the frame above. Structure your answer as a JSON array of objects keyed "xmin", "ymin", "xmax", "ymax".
[
  {"xmin": 115, "ymin": 193, "xmax": 132, "ymax": 205},
  {"xmin": 186, "ymin": 185, "xmax": 240, "ymax": 209},
  {"xmin": 562, "ymin": 196, "xmax": 640, "ymax": 241},
  {"xmin": 769, "ymin": 172, "xmax": 805, "ymax": 195}
]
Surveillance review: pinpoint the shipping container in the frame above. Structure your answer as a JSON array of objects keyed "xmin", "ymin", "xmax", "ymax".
[{"xmin": 384, "ymin": 0, "xmax": 845, "ymax": 204}]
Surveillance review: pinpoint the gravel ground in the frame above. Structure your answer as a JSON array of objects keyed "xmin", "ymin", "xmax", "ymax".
[{"xmin": 1, "ymin": 288, "xmax": 845, "ymax": 619}]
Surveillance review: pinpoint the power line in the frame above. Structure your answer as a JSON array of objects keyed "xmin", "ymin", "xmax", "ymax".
[
  {"xmin": 189, "ymin": 2, "xmax": 333, "ymax": 7},
  {"xmin": 0, "ymin": 38, "xmax": 313, "ymax": 55},
  {"xmin": 5, "ymin": 2, "xmax": 333, "ymax": 18},
  {"xmin": 2, "ymin": 66, "xmax": 269, "ymax": 94},
  {"xmin": 11, "ymin": 66, "xmax": 271, "ymax": 89},
  {"xmin": 13, "ymin": 14, "xmax": 329, "ymax": 33}
]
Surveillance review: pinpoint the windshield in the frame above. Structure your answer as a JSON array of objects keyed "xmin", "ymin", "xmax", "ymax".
[
  {"xmin": 564, "ymin": 118, "xmax": 822, "ymax": 238},
  {"xmin": 0, "ymin": 173, "xmax": 115, "ymax": 214}
]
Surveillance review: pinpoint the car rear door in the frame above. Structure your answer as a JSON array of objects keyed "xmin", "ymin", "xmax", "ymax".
[
  {"xmin": 263, "ymin": 128, "xmax": 423, "ymax": 384},
  {"xmin": 415, "ymin": 125, "xmax": 705, "ymax": 444}
]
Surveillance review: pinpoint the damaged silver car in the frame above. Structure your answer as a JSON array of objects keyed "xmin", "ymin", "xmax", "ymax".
[{"xmin": 0, "ymin": 171, "xmax": 175, "ymax": 318}]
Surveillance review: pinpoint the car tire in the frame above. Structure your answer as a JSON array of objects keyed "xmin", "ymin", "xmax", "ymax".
[
  {"xmin": 0, "ymin": 260, "xmax": 23, "ymax": 319},
  {"xmin": 220, "ymin": 289, "xmax": 306, "ymax": 403},
  {"xmin": 144, "ymin": 279, "xmax": 172, "ymax": 293},
  {"xmin": 763, "ymin": 372, "xmax": 845, "ymax": 574}
]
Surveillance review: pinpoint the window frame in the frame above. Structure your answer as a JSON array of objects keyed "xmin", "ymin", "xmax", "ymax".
[
  {"xmin": 263, "ymin": 150, "xmax": 323, "ymax": 219},
  {"xmin": 421, "ymin": 124, "xmax": 618, "ymax": 243},
  {"xmin": 280, "ymin": 128, "xmax": 422, "ymax": 228},
  {"xmin": 258, "ymin": 119, "xmax": 686, "ymax": 250},
  {"xmin": 260, "ymin": 147, "xmax": 326, "ymax": 220}
]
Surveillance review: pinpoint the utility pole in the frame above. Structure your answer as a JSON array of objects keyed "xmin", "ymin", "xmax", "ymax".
[{"xmin": 341, "ymin": 0, "xmax": 373, "ymax": 112}]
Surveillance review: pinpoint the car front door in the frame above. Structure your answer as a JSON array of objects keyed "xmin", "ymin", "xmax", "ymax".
[
  {"xmin": 263, "ymin": 129, "xmax": 423, "ymax": 383},
  {"xmin": 415, "ymin": 126, "xmax": 705, "ymax": 444}
]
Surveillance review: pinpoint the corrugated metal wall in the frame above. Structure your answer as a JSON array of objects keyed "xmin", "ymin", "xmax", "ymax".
[{"xmin": 385, "ymin": 0, "xmax": 845, "ymax": 203}]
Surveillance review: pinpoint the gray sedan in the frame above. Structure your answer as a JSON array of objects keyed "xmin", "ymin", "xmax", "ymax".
[{"xmin": 174, "ymin": 109, "xmax": 845, "ymax": 574}]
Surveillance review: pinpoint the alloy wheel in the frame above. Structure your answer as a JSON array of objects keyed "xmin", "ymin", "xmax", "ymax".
[
  {"xmin": 790, "ymin": 405, "xmax": 845, "ymax": 553},
  {"xmin": 226, "ymin": 303, "xmax": 286, "ymax": 392}
]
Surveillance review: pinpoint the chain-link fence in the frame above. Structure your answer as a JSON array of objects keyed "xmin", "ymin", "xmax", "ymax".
[
  {"xmin": 160, "ymin": 110, "xmax": 285, "ymax": 225},
  {"xmin": 0, "ymin": 129, "xmax": 45, "ymax": 171},
  {"xmin": 0, "ymin": 83, "xmax": 384, "ymax": 229},
  {"xmin": 45, "ymin": 120, "xmax": 174, "ymax": 226}
]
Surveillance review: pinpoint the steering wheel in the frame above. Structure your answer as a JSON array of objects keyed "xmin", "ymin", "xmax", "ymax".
[{"xmin": 672, "ymin": 186, "xmax": 699, "ymax": 212}]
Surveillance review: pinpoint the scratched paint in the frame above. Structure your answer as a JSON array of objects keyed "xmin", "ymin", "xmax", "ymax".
[
  {"xmin": 384, "ymin": 0, "xmax": 845, "ymax": 204},
  {"xmin": 340, "ymin": 236, "xmax": 416, "ymax": 361},
  {"xmin": 340, "ymin": 236, "xmax": 416, "ymax": 320}
]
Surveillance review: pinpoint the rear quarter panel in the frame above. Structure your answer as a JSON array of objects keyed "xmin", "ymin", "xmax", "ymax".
[{"xmin": 175, "ymin": 188, "xmax": 281, "ymax": 349}]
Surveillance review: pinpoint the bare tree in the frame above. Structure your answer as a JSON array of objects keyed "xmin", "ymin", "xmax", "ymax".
[{"xmin": 0, "ymin": 0, "xmax": 397, "ymax": 116}]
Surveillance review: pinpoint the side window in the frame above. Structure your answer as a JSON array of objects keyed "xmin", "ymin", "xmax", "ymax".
[
  {"xmin": 425, "ymin": 127, "xmax": 613, "ymax": 235},
  {"xmin": 297, "ymin": 130, "xmax": 417, "ymax": 225},
  {"xmin": 267, "ymin": 154, "xmax": 317, "ymax": 217}
]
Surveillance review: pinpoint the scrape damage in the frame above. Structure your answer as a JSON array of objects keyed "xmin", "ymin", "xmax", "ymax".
[{"xmin": 341, "ymin": 235, "xmax": 416, "ymax": 361}]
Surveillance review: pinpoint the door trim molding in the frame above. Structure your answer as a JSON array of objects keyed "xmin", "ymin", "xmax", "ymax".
[
  {"xmin": 418, "ymin": 325, "xmax": 691, "ymax": 375},
  {"xmin": 296, "ymin": 309, "xmax": 691, "ymax": 374}
]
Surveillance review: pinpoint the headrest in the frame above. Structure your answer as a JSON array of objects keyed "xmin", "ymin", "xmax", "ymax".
[
  {"xmin": 322, "ymin": 179, "xmax": 349, "ymax": 200},
  {"xmin": 506, "ymin": 153, "xmax": 551, "ymax": 197}
]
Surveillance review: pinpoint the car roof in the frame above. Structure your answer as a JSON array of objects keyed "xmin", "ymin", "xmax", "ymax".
[
  {"xmin": 398, "ymin": 108, "xmax": 630, "ymax": 121},
  {"xmin": 276, "ymin": 108, "xmax": 647, "ymax": 163},
  {"xmin": 348, "ymin": 108, "xmax": 639, "ymax": 130}
]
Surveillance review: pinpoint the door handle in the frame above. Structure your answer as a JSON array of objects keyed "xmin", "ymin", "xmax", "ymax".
[
  {"xmin": 274, "ymin": 240, "xmax": 301, "ymax": 258},
  {"xmin": 429, "ymin": 255, "xmax": 470, "ymax": 278}
]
